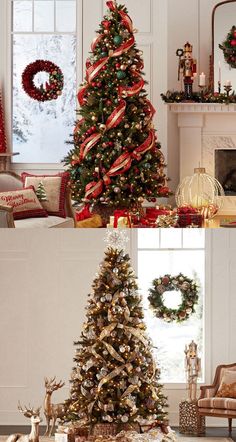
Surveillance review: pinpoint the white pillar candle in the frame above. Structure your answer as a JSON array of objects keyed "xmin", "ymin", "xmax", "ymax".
[
  {"xmin": 225, "ymin": 80, "xmax": 232, "ymax": 86},
  {"xmin": 199, "ymin": 72, "xmax": 206, "ymax": 87}
]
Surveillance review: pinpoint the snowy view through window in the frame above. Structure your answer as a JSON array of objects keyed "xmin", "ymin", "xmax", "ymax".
[
  {"xmin": 12, "ymin": 1, "xmax": 77, "ymax": 163},
  {"xmin": 138, "ymin": 230, "xmax": 205, "ymax": 384}
]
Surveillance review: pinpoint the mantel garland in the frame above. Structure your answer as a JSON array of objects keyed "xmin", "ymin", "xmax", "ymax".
[
  {"xmin": 148, "ymin": 273, "xmax": 199, "ymax": 323},
  {"xmin": 219, "ymin": 25, "xmax": 236, "ymax": 69},
  {"xmin": 22, "ymin": 60, "xmax": 64, "ymax": 102},
  {"xmin": 161, "ymin": 90, "xmax": 236, "ymax": 105}
]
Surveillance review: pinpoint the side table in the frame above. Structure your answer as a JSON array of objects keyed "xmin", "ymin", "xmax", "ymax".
[{"xmin": 179, "ymin": 400, "xmax": 205, "ymax": 435}]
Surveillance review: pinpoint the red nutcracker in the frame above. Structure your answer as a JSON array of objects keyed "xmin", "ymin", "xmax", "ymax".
[{"xmin": 176, "ymin": 42, "xmax": 197, "ymax": 99}]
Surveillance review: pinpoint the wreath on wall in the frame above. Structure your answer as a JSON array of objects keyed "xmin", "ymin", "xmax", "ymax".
[
  {"xmin": 219, "ymin": 25, "xmax": 236, "ymax": 69},
  {"xmin": 22, "ymin": 60, "xmax": 64, "ymax": 102},
  {"xmin": 148, "ymin": 273, "xmax": 199, "ymax": 323}
]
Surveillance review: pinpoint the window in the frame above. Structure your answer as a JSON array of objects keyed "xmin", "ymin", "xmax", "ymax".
[
  {"xmin": 12, "ymin": 0, "xmax": 77, "ymax": 163},
  {"xmin": 138, "ymin": 230, "xmax": 205, "ymax": 384}
]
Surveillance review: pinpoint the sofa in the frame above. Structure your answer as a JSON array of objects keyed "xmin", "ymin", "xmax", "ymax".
[
  {"xmin": 0, "ymin": 171, "xmax": 75, "ymax": 228},
  {"xmin": 198, "ymin": 363, "xmax": 236, "ymax": 434}
]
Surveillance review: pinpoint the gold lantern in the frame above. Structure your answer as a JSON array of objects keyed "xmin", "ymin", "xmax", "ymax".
[{"xmin": 176, "ymin": 168, "xmax": 225, "ymax": 220}]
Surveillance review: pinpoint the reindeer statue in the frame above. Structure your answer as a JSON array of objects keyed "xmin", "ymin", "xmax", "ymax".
[
  {"xmin": 44, "ymin": 377, "xmax": 65, "ymax": 436},
  {"xmin": 7, "ymin": 403, "xmax": 42, "ymax": 442}
]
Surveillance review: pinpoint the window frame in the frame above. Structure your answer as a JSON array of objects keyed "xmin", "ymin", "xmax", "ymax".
[
  {"xmin": 130, "ymin": 230, "xmax": 212, "ymax": 391},
  {"xmin": 4, "ymin": 0, "xmax": 83, "ymax": 170}
]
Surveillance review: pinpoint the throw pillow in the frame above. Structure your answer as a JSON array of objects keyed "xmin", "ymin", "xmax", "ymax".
[
  {"xmin": 217, "ymin": 369, "xmax": 236, "ymax": 398},
  {"xmin": 0, "ymin": 187, "xmax": 48, "ymax": 220},
  {"xmin": 22, "ymin": 172, "xmax": 70, "ymax": 218},
  {"xmin": 217, "ymin": 382, "xmax": 236, "ymax": 398}
]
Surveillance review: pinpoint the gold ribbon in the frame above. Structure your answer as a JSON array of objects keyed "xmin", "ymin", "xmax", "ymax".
[
  {"xmin": 124, "ymin": 326, "xmax": 148, "ymax": 347},
  {"xmin": 121, "ymin": 385, "xmax": 137, "ymax": 398},
  {"xmin": 99, "ymin": 323, "xmax": 117, "ymax": 341},
  {"xmin": 102, "ymin": 341, "xmax": 125, "ymax": 364},
  {"xmin": 97, "ymin": 363, "xmax": 128, "ymax": 392}
]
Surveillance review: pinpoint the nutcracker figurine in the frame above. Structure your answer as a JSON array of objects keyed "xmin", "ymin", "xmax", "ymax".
[
  {"xmin": 185, "ymin": 340, "xmax": 201, "ymax": 402},
  {"xmin": 176, "ymin": 42, "xmax": 197, "ymax": 99}
]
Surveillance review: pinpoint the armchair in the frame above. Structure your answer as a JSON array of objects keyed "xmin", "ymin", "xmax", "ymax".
[
  {"xmin": 0, "ymin": 171, "xmax": 75, "ymax": 228},
  {"xmin": 198, "ymin": 363, "xmax": 236, "ymax": 434}
]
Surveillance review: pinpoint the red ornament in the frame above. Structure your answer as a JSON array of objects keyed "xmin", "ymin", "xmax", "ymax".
[
  {"xmin": 159, "ymin": 186, "xmax": 170, "ymax": 196},
  {"xmin": 162, "ymin": 277, "xmax": 169, "ymax": 286},
  {"xmin": 231, "ymin": 39, "xmax": 236, "ymax": 47},
  {"xmin": 102, "ymin": 20, "xmax": 111, "ymax": 30},
  {"xmin": 0, "ymin": 90, "xmax": 7, "ymax": 153},
  {"xmin": 22, "ymin": 60, "xmax": 64, "ymax": 102}
]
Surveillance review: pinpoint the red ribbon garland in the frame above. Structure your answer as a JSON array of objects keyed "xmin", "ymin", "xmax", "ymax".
[
  {"xmin": 119, "ymin": 9, "xmax": 133, "ymax": 34},
  {"xmin": 106, "ymin": 99, "xmax": 126, "ymax": 130},
  {"xmin": 77, "ymin": 85, "xmax": 88, "ymax": 106},
  {"xmin": 106, "ymin": 1, "xmax": 117, "ymax": 12},
  {"xmin": 118, "ymin": 75, "xmax": 145, "ymax": 98},
  {"xmin": 84, "ymin": 130, "xmax": 155, "ymax": 200}
]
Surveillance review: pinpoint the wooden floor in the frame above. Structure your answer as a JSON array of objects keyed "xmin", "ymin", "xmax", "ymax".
[
  {"xmin": 174, "ymin": 427, "xmax": 235, "ymax": 441},
  {"xmin": 0, "ymin": 427, "xmax": 235, "ymax": 441}
]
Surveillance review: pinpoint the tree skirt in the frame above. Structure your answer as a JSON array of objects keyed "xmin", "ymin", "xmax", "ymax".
[{"xmin": 0, "ymin": 435, "xmax": 233, "ymax": 442}]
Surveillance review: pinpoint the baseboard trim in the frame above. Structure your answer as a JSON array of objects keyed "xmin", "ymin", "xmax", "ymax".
[{"xmin": 0, "ymin": 426, "xmax": 47, "ymax": 436}]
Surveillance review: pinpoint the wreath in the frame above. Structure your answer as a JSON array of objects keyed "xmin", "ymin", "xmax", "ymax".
[
  {"xmin": 22, "ymin": 60, "xmax": 64, "ymax": 102},
  {"xmin": 148, "ymin": 273, "xmax": 199, "ymax": 323},
  {"xmin": 219, "ymin": 26, "xmax": 236, "ymax": 69}
]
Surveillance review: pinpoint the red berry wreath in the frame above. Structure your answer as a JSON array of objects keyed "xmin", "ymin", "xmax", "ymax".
[
  {"xmin": 22, "ymin": 60, "xmax": 64, "ymax": 102},
  {"xmin": 219, "ymin": 26, "xmax": 236, "ymax": 69}
]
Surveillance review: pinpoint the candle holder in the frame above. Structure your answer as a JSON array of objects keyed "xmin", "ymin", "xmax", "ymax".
[
  {"xmin": 224, "ymin": 84, "xmax": 232, "ymax": 98},
  {"xmin": 199, "ymin": 85, "xmax": 205, "ymax": 100},
  {"xmin": 218, "ymin": 81, "xmax": 221, "ymax": 94}
]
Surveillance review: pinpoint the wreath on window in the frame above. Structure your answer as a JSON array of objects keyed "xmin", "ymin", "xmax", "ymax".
[
  {"xmin": 148, "ymin": 273, "xmax": 199, "ymax": 323},
  {"xmin": 219, "ymin": 26, "xmax": 236, "ymax": 69},
  {"xmin": 22, "ymin": 60, "xmax": 64, "ymax": 102}
]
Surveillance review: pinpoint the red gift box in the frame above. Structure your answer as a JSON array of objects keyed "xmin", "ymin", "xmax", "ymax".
[{"xmin": 177, "ymin": 206, "xmax": 203, "ymax": 228}]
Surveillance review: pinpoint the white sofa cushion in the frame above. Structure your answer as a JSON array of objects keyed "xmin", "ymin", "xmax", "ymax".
[{"xmin": 14, "ymin": 216, "xmax": 74, "ymax": 229}]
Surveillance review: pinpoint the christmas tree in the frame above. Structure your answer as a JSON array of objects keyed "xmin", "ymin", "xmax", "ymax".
[
  {"xmin": 63, "ymin": 232, "xmax": 168, "ymax": 434},
  {"xmin": 65, "ymin": 0, "xmax": 170, "ymax": 209},
  {"xmin": 0, "ymin": 90, "xmax": 7, "ymax": 153},
  {"xmin": 36, "ymin": 181, "xmax": 48, "ymax": 202}
]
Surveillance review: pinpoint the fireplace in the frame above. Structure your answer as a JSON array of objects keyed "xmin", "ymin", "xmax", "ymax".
[
  {"xmin": 169, "ymin": 102, "xmax": 236, "ymax": 214},
  {"xmin": 215, "ymin": 150, "xmax": 236, "ymax": 196}
]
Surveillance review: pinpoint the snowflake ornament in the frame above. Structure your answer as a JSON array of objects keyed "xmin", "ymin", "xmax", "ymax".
[{"xmin": 104, "ymin": 229, "xmax": 129, "ymax": 251}]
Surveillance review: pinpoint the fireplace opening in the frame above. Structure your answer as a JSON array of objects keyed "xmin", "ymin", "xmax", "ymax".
[{"xmin": 215, "ymin": 150, "xmax": 236, "ymax": 196}]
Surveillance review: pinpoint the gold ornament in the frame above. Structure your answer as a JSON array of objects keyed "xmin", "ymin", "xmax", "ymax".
[{"xmin": 99, "ymin": 124, "xmax": 106, "ymax": 132}]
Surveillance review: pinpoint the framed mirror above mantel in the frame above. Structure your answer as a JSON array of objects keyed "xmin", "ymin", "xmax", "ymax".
[{"xmin": 212, "ymin": 0, "xmax": 236, "ymax": 92}]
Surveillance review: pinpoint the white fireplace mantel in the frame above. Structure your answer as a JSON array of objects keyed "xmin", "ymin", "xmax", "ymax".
[
  {"xmin": 169, "ymin": 103, "xmax": 236, "ymax": 214},
  {"xmin": 169, "ymin": 103, "xmax": 236, "ymax": 114}
]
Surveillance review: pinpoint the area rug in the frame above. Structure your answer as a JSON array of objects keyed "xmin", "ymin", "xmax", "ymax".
[
  {"xmin": 0, "ymin": 436, "xmax": 233, "ymax": 442},
  {"xmin": 178, "ymin": 439, "xmax": 232, "ymax": 441}
]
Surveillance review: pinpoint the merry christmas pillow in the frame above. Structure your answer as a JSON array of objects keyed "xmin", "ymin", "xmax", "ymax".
[
  {"xmin": 0, "ymin": 187, "xmax": 48, "ymax": 220},
  {"xmin": 22, "ymin": 172, "xmax": 70, "ymax": 218}
]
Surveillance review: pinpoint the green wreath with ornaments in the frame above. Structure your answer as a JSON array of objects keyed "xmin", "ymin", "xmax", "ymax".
[
  {"xmin": 219, "ymin": 25, "xmax": 236, "ymax": 69},
  {"xmin": 148, "ymin": 273, "xmax": 199, "ymax": 323}
]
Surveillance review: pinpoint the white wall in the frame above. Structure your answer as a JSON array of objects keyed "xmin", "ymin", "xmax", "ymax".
[{"xmin": 1, "ymin": 229, "xmax": 236, "ymax": 428}]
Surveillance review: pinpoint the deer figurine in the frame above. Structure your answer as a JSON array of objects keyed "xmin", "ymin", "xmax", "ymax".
[
  {"xmin": 7, "ymin": 403, "xmax": 42, "ymax": 442},
  {"xmin": 44, "ymin": 377, "xmax": 65, "ymax": 436}
]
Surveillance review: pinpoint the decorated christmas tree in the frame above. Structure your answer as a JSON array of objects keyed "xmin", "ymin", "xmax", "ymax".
[
  {"xmin": 0, "ymin": 90, "xmax": 7, "ymax": 153},
  {"xmin": 63, "ymin": 232, "xmax": 168, "ymax": 437},
  {"xmin": 36, "ymin": 181, "xmax": 48, "ymax": 202},
  {"xmin": 64, "ymin": 0, "xmax": 170, "ymax": 210}
]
